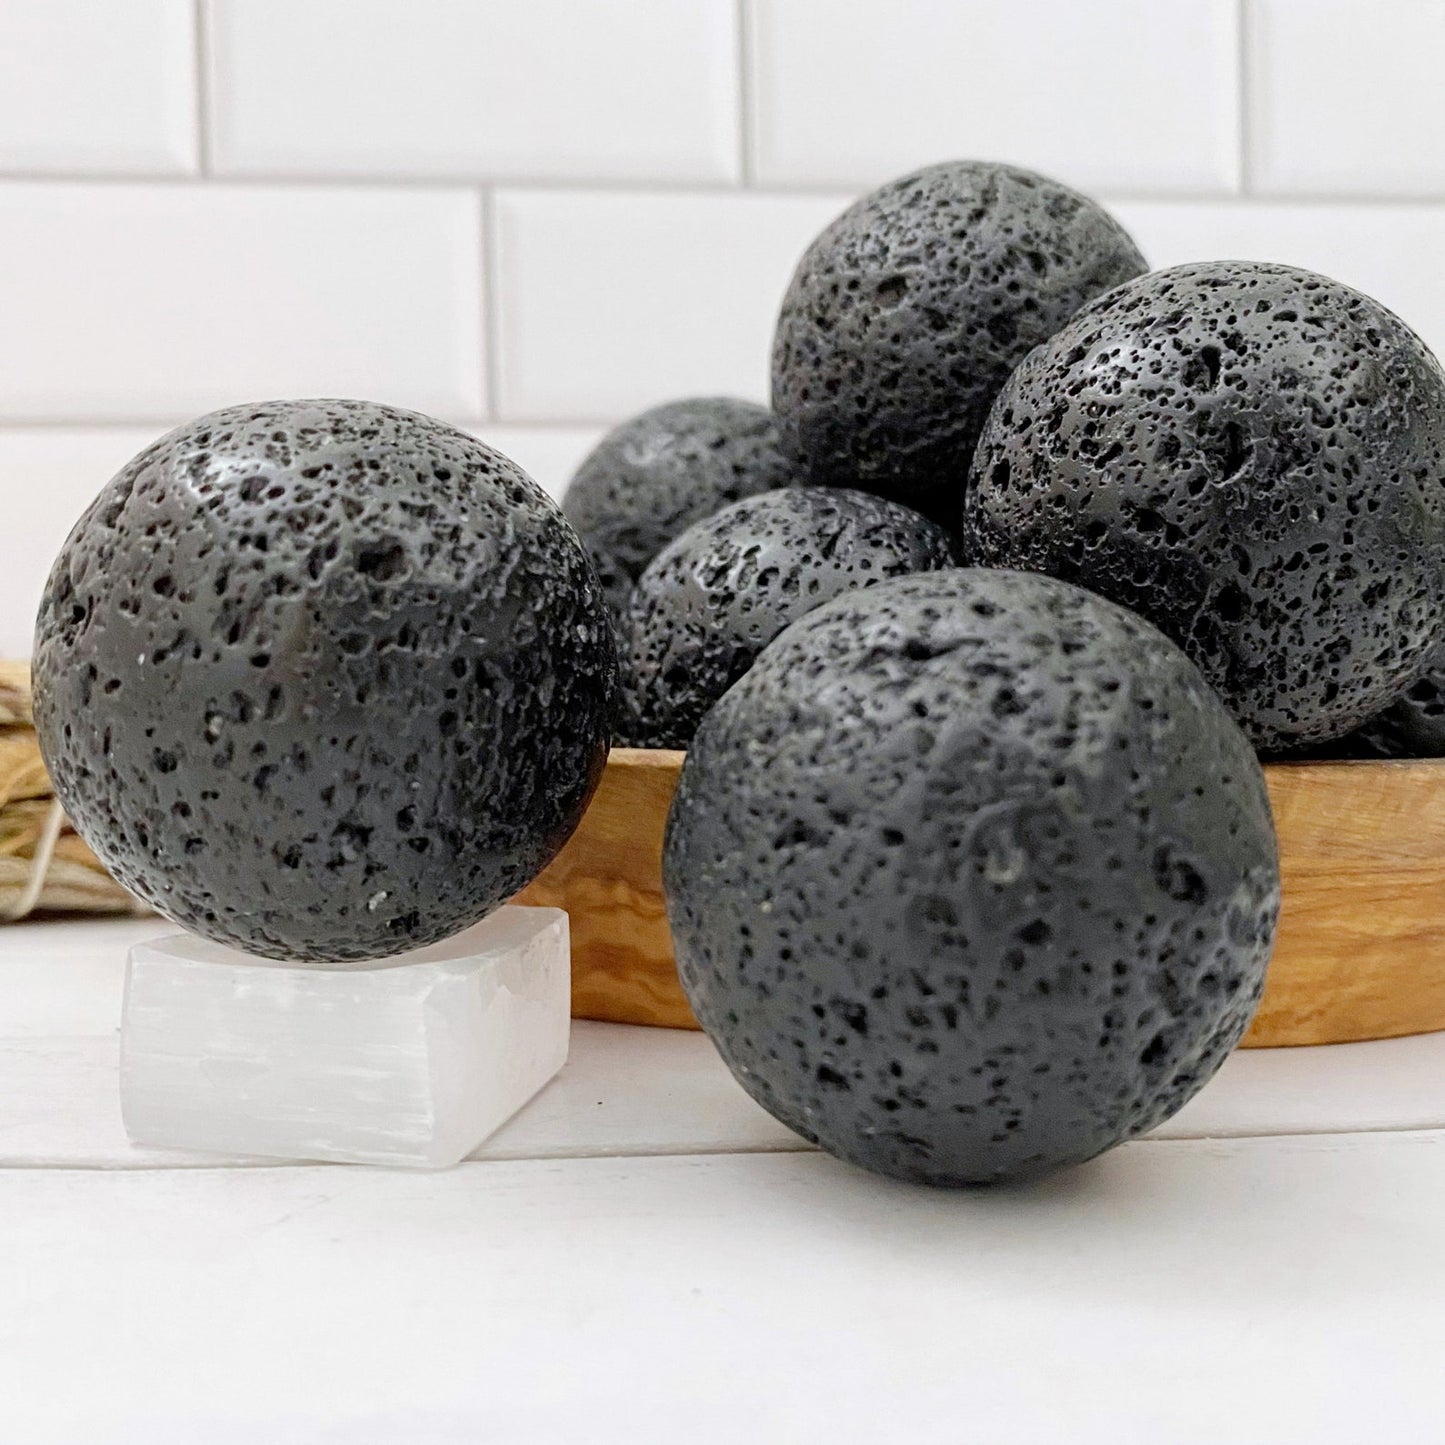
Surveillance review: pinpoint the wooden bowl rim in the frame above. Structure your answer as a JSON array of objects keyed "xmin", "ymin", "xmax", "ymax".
[{"xmin": 607, "ymin": 746, "xmax": 1445, "ymax": 779}]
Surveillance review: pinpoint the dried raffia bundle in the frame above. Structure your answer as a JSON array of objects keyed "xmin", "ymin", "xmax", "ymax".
[
  {"xmin": 0, "ymin": 660, "xmax": 33, "ymax": 725},
  {"xmin": 0, "ymin": 722, "xmax": 51, "ymax": 812},
  {"xmin": 0, "ymin": 661, "xmax": 144, "ymax": 920}
]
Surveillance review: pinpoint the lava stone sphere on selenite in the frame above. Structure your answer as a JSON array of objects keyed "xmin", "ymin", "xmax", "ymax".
[
  {"xmin": 617, "ymin": 487, "xmax": 957, "ymax": 749},
  {"xmin": 33, "ymin": 399, "xmax": 617, "ymax": 963},
  {"xmin": 664, "ymin": 570, "xmax": 1279, "ymax": 1186},
  {"xmin": 771, "ymin": 161, "xmax": 1146, "ymax": 528},
  {"xmin": 1350, "ymin": 639, "xmax": 1445, "ymax": 757},
  {"xmin": 966, "ymin": 261, "xmax": 1445, "ymax": 753},
  {"xmin": 563, "ymin": 398, "xmax": 794, "ymax": 600}
]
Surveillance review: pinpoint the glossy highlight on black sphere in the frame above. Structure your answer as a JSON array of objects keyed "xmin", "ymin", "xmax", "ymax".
[
  {"xmin": 33, "ymin": 399, "xmax": 617, "ymax": 963},
  {"xmin": 664, "ymin": 570, "xmax": 1279, "ymax": 1186},
  {"xmin": 616, "ymin": 487, "xmax": 956, "ymax": 749},
  {"xmin": 563, "ymin": 397, "xmax": 794, "ymax": 603},
  {"xmin": 771, "ymin": 160, "xmax": 1146, "ymax": 528},
  {"xmin": 966, "ymin": 261, "xmax": 1445, "ymax": 751}
]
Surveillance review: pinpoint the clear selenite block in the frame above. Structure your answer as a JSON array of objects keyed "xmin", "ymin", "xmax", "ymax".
[{"xmin": 120, "ymin": 906, "xmax": 570, "ymax": 1168}]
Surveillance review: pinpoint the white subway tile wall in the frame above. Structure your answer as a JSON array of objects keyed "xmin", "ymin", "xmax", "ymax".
[
  {"xmin": 0, "ymin": 183, "xmax": 486, "ymax": 422},
  {"xmin": 1246, "ymin": 0, "xmax": 1445, "ymax": 198},
  {"xmin": 207, "ymin": 0, "xmax": 742, "ymax": 184},
  {"xmin": 491, "ymin": 189, "xmax": 849, "ymax": 421},
  {"xmin": 0, "ymin": 1, "xmax": 197, "ymax": 175},
  {"xmin": 0, "ymin": 0, "xmax": 1441, "ymax": 650},
  {"xmin": 747, "ymin": 0, "xmax": 1242, "ymax": 194}
]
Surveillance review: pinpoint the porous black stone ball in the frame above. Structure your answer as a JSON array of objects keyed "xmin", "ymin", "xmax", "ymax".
[
  {"xmin": 617, "ymin": 487, "xmax": 956, "ymax": 749},
  {"xmin": 965, "ymin": 261, "xmax": 1445, "ymax": 752},
  {"xmin": 33, "ymin": 399, "xmax": 616, "ymax": 963},
  {"xmin": 563, "ymin": 397, "xmax": 794, "ymax": 600},
  {"xmin": 771, "ymin": 160, "xmax": 1146, "ymax": 528},
  {"xmin": 664, "ymin": 569, "xmax": 1279, "ymax": 1186}
]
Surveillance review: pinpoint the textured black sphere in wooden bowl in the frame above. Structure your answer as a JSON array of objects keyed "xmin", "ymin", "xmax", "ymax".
[
  {"xmin": 33, "ymin": 399, "xmax": 616, "ymax": 963},
  {"xmin": 616, "ymin": 487, "xmax": 957, "ymax": 748},
  {"xmin": 966, "ymin": 261, "xmax": 1445, "ymax": 752},
  {"xmin": 771, "ymin": 160, "xmax": 1147, "ymax": 528},
  {"xmin": 563, "ymin": 397, "xmax": 794, "ymax": 608}
]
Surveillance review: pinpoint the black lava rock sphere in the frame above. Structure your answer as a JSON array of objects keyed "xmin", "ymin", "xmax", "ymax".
[
  {"xmin": 664, "ymin": 570, "xmax": 1279, "ymax": 1186},
  {"xmin": 617, "ymin": 487, "xmax": 956, "ymax": 748},
  {"xmin": 33, "ymin": 399, "xmax": 617, "ymax": 963},
  {"xmin": 564, "ymin": 397, "xmax": 793, "ymax": 600},
  {"xmin": 966, "ymin": 261, "xmax": 1445, "ymax": 751},
  {"xmin": 771, "ymin": 161, "xmax": 1146, "ymax": 528}
]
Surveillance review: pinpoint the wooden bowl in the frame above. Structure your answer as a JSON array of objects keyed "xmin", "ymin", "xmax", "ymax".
[{"xmin": 515, "ymin": 750, "xmax": 1445, "ymax": 1048}]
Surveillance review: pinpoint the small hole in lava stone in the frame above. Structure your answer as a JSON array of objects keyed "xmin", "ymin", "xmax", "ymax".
[{"xmin": 355, "ymin": 541, "xmax": 406, "ymax": 581}]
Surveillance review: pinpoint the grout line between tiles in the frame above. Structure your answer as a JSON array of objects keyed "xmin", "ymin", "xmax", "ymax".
[
  {"xmin": 455, "ymin": 413, "xmax": 635, "ymax": 431},
  {"xmin": 192, "ymin": 0, "xmax": 212, "ymax": 177},
  {"xmin": 0, "ymin": 171, "xmax": 783, "ymax": 195},
  {"xmin": 479, "ymin": 188, "xmax": 502, "ymax": 423},
  {"xmin": 0, "ymin": 417, "xmax": 194, "ymax": 432},
  {"xmin": 735, "ymin": 0, "xmax": 755, "ymax": 187},
  {"xmin": 0, "ymin": 416, "xmax": 620, "ymax": 433},
  {"xmin": 1236, "ymin": 0, "xmax": 1251, "ymax": 195},
  {"xmin": 0, "ymin": 169, "xmax": 1440, "ymax": 208}
]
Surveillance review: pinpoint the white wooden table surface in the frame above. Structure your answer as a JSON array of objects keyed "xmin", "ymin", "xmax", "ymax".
[{"xmin": 3, "ymin": 918, "xmax": 1444, "ymax": 1444}]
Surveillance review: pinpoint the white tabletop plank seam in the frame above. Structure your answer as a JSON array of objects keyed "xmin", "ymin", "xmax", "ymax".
[
  {"xmin": 6, "ymin": 1123, "xmax": 1445, "ymax": 1177},
  {"xmin": 0, "ymin": 1139, "xmax": 816, "ymax": 1172},
  {"xmin": 4, "ymin": 1124, "xmax": 1445, "ymax": 1179}
]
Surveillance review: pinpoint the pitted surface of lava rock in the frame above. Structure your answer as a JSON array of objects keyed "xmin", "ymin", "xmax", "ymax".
[
  {"xmin": 564, "ymin": 397, "xmax": 793, "ymax": 598},
  {"xmin": 966, "ymin": 260, "xmax": 1445, "ymax": 751},
  {"xmin": 664, "ymin": 569, "xmax": 1279, "ymax": 1185},
  {"xmin": 771, "ymin": 160, "xmax": 1146, "ymax": 527},
  {"xmin": 33, "ymin": 399, "xmax": 616, "ymax": 963},
  {"xmin": 617, "ymin": 487, "xmax": 956, "ymax": 748}
]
